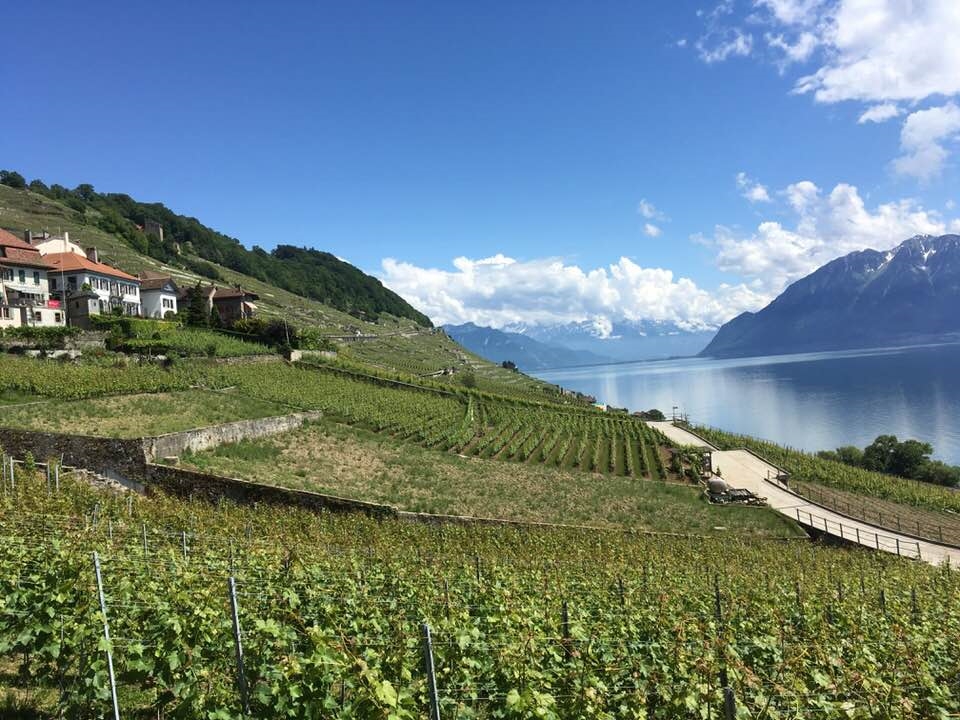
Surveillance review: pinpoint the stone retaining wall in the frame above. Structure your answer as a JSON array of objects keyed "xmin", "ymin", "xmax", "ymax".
[
  {"xmin": 0, "ymin": 428, "xmax": 146, "ymax": 480},
  {"xmin": 143, "ymin": 411, "xmax": 322, "ymax": 462},
  {"xmin": 145, "ymin": 464, "xmax": 397, "ymax": 518}
]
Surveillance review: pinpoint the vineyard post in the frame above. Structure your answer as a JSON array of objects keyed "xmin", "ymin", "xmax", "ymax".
[
  {"xmin": 474, "ymin": 554, "xmax": 481, "ymax": 585},
  {"xmin": 896, "ymin": 538, "xmax": 900, "ymax": 557},
  {"xmin": 9, "ymin": 456, "xmax": 14, "ymax": 490},
  {"xmin": 916, "ymin": 542, "xmax": 921, "ymax": 561},
  {"xmin": 421, "ymin": 623, "xmax": 441, "ymax": 720},
  {"xmin": 939, "ymin": 526, "xmax": 943, "ymax": 542},
  {"xmin": 181, "ymin": 531, "xmax": 188, "ymax": 560},
  {"xmin": 713, "ymin": 576, "xmax": 736, "ymax": 720},
  {"xmin": 856, "ymin": 527, "xmax": 860, "ymax": 545},
  {"xmin": 141, "ymin": 523, "xmax": 147, "ymax": 558},
  {"xmin": 227, "ymin": 577, "xmax": 251, "ymax": 715},
  {"xmin": 54, "ymin": 463, "xmax": 60, "ymax": 492},
  {"xmin": 443, "ymin": 579, "xmax": 450, "ymax": 620},
  {"xmin": 46, "ymin": 463, "xmax": 51, "ymax": 493},
  {"xmin": 92, "ymin": 552, "xmax": 121, "ymax": 720},
  {"xmin": 1, "ymin": 452, "xmax": 6, "ymax": 492}
]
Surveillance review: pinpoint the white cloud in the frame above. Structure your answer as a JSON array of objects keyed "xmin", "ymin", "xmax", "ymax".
[
  {"xmin": 736, "ymin": 171, "xmax": 772, "ymax": 202},
  {"xmin": 709, "ymin": 180, "xmax": 951, "ymax": 294},
  {"xmin": 857, "ymin": 103, "xmax": 901, "ymax": 124},
  {"xmin": 893, "ymin": 103, "xmax": 960, "ymax": 181},
  {"xmin": 697, "ymin": 28, "xmax": 753, "ymax": 63},
  {"xmin": 379, "ymin": 255, "xmax": 764, "ymax": 332},
  {"xmin": 643, "ymin": 223, "xmax": 662, "ymax": 237},
  {"xmin": 765, "ymin": 31, "xmax": 818, "ymax": 65},
  {"xmin": 755, "ymin": 0, "xmax": 827, "ymax": 26},
  {"xmin": 793, "ymin": 0, "xmax": 960, "ymax": 104},
  {"xmin": 637, "ymin": 198, "xmax": 666, "ymax": 220}
]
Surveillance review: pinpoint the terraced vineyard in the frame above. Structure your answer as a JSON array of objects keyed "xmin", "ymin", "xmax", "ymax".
[
  {"xmin": 1, "ymin": 356, "xmax": 670, "ymax": 480},
  {"xmin": 2, "ymin": 466, "xmax": 958, "ymax": 719}
]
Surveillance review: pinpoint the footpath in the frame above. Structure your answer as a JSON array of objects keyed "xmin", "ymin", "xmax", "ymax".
[{"xmin": 649, "ymin": 421, "xmax": 960, "ymax": 567}]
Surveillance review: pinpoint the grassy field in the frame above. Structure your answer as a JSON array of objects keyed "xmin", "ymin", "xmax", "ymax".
[
  {"xmin": 181, "ymin": 418, "xmax": 801, "ymax": 536},
  {"xmin": 0, "ymin": 389, "xmax": 287, "ymax": 437}
]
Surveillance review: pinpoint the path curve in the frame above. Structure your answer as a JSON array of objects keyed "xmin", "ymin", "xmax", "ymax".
[{"xmin": 649, "ymin": 422, "xmax": 960, "ymax": 566}]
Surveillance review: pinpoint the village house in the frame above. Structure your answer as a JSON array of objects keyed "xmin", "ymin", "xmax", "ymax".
[
  {"xmin": 138, "ymin": 271, "xmax": 179, "ymax": 318},
  {"xmin": 179, "ymin": 283, "xmax": 259, "ymax": 324},
  {"xmin": 37, "ymin": 243, "xmax": 140, "ymax": 319},
  {"xmin": 0, "ymin": 229, "xmax": 65, "ymax": 328}
]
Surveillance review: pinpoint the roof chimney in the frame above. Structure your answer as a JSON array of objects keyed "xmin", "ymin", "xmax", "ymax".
[
  {"xmin": 23, "ymin": 230, "xmax": 32, "ymax": 245},
  {"xmin": 85, "ymin": 247, "xmax": 99, "ymax": 263}
]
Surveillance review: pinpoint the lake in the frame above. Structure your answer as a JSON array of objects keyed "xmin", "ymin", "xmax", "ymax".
[{"xmin": 534, "ymin": 343, "xmax": 960, "ymax": 465}]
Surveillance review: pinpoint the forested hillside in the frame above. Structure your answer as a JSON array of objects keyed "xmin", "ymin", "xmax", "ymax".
[{"xmin": 0, "ymin": 170, "xmax": 430, "ymax": 325}]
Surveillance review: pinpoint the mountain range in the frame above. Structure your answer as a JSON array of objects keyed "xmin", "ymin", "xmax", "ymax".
[
  {"xmin": 443, "ymin": 323, "xmax": 612, "ymax": 370},
  {"xmin": 701, "ymin": 234, "xmax": 960, "ymax": 358},
  {"xmin": 505, "ymin": 320, "xmax": 716, "ymax": 362}
]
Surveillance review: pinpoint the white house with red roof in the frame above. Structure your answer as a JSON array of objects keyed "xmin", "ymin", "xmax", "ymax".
[
  {"xmin": 41, "ymin": 245, "xmax": 141, "ymax": 318},
  {"xmin": 0, "ymin": 228, "xmax": 65, "ymax": 328}
]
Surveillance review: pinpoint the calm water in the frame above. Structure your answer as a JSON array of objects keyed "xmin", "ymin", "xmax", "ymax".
[{"xmin": 534, "ymin": 343, "xmax": 960, "ymax": 465}]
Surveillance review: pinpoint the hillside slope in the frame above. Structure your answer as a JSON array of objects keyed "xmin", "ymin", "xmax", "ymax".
[
  {"xmin": 701, "ymin": 234, "xmax": 960, "ymax": 358},
  {"xmin": 0, "ymin": 183, "xmax": 418, "ymax": 332}
]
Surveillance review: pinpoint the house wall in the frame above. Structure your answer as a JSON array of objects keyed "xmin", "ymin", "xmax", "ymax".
[
  {"xmin": 60, "ymin": 271, "xmax": 141, "ymax": 314},
  {"xmin": 141, "ymin": 290, "xmax": 178, "ymax": 318}
]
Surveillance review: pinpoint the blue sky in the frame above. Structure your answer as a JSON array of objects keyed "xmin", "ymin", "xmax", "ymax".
[{"xmin": 3, "ymin": 1, "xmax": 959, "ymax": 331}]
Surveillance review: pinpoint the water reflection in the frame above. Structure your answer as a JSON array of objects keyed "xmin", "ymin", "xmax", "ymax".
[{"xmin": 535, "ymin": 343, "xmax": 960, "ymax": 464}]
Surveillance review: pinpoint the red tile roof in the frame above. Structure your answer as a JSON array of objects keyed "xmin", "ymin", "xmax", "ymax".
[
  {"xmin": 0, "ymin": 228, "xmax": 35, "ymax": 251},
  {"xmin": 43, "ymin": 252, "xmax": 139, "ymax": 282},
  {"xmin": 213, "ymin": 286, "xmax": 259, "ymax": 300}
]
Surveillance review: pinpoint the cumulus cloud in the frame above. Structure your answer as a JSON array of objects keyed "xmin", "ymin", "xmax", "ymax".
[
  {"xmin": 708, "ymin": 180, "xmax": 951, "ymax": 294},
  {"xmin": 379, "ymin": 255, "xmax": 765, "ymax": 332},
  {"xmin": 893, "ymin": 103, "xmax": 960, "ymax": 181},
  {"xmin": 643, "ymin": 223, "xmax": 662, "ymax": 237},
  {"xmin": 793, "ymin": 0, "xmax": 960, "ymax": 104},
  {"xmin": 736, "ymin": 172, "xmax": 772, "ymax": 202},
  {"xmin": 857, "ymin": 103, "xmax": 901, "ymax": 124}
]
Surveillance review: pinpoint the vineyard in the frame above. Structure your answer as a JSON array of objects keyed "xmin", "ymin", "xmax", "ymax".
[
  {"xmin": 691, "ymin": 425, "xmax": 960, "ymax": 515},
  {"xmin": 2, "ymin": 465, "xmax": 958, "ymax": 719},
  {"xmin": 0, "ymin": 356, "xmax": 671, "ymax": 480}
]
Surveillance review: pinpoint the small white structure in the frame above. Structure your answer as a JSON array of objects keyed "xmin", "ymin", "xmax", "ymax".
[{"xmin": 138, "ymin": 273, "xmax": 179, "ymax": 319}]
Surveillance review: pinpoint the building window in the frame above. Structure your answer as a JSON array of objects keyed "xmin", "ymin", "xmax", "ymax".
[
  {"xmin": 34, "ymin": 312, "xmax": 41, "ymax": 322},
  {"xmin": 19, "ymin": 270, "xmax": 26, "ymax": 284},
  {"xmin": 0, "ymin": 308, "xmax": 9, "ymax": 319},
  {"xmin": 50, "ymin": 278, "xmax": 58, "ymax": 290},
  {"xmin": 33, "ymin": 271, "xmax": 40, "ymax": 285},
  {"xmin": 54, "ymin": 312, "xmax": 62, "ymax": 323}
]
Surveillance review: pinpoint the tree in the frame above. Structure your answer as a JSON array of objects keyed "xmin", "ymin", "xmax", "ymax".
[
  {"xmin": 501, "ymin": 360, "xmax": 517, "ymax": 371},
  {"xmin": 0, "ymin": 170, "xmax": 26, "ymax": 189},
  {"xmin": 862, "ymin": 434, "xmax": 899, "ymax": 473},
  {"xmin": 183, "ymin": 284, "xmax": 210, "ymax": 327},
  {"xmin": 73, "ymin": 183, "xmax": 96, "ymax": 201},
  {"xmin": 889, "ymin": 439, "xmax": 933, "ymax": 478},
  {"xmin": 28, "ymin": 179, "xmax": 48, "ymax": 193},
  {"xmin": 835, "ymin": 445, "xmax": 864, "ymax": 467}
]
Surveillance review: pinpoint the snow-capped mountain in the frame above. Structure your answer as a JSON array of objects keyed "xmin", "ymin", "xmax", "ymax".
[
  {"xmin": 701, "ymin": 234, "xmax": 960, "ymax": 358},
  {"xmin": 503, "ymin": 319, "xmax": 716, "ymax": 361}
]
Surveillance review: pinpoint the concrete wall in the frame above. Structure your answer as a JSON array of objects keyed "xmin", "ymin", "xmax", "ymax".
[{"xmin": 143, "ymin": 411, "xmax": 321, "ymax": 462}]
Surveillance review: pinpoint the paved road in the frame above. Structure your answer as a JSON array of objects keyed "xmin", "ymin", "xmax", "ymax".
[{"xmin": 649, "ymin": 422, "xmax": 960, "ymax": 566}]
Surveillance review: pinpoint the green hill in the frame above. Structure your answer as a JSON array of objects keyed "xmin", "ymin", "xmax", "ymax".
[{"xmin": 0, "ymin": 173, "xmax": 429, "ymax": 326}]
